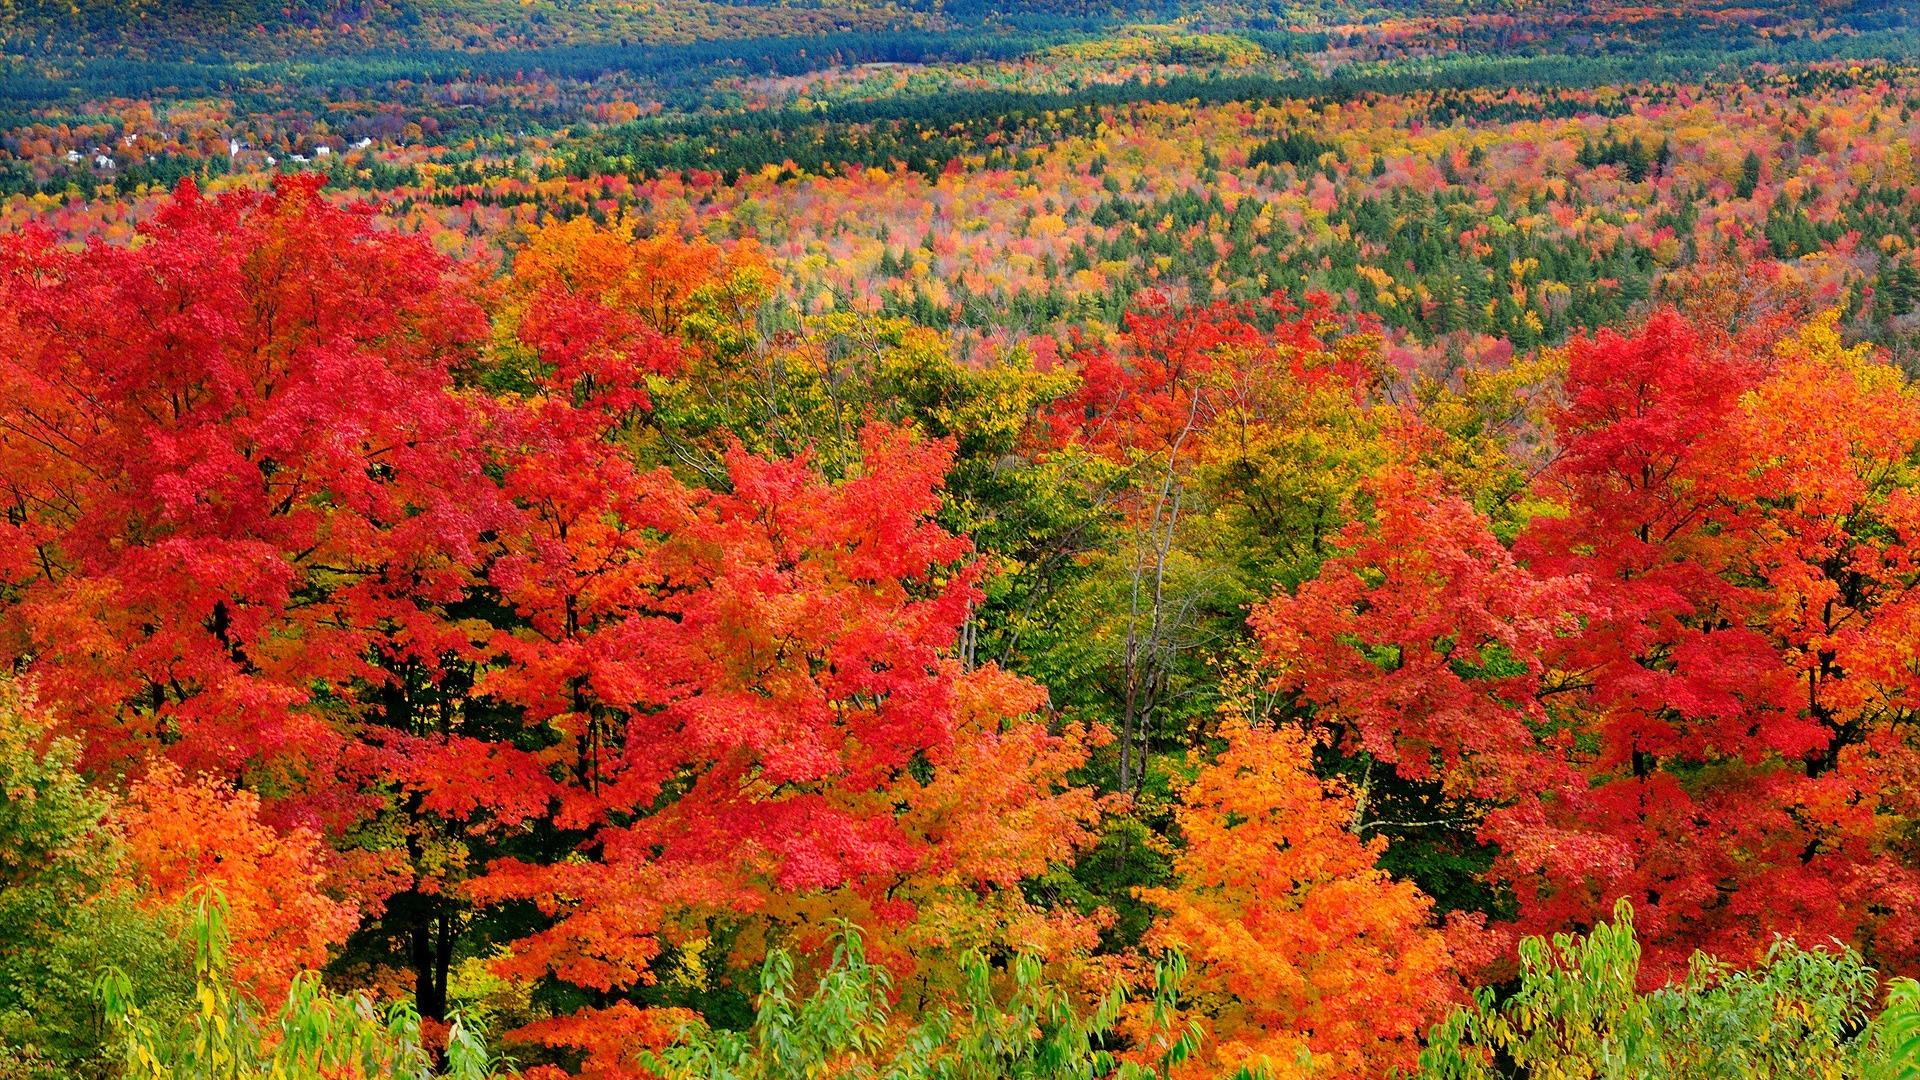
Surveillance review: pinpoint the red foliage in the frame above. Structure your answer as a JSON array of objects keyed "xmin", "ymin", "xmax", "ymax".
[
  {"xmin": 1498, "ymin": 309, "xmax": 1920, "ymax": 980},
  {"xmin": 1254, "ymin": 465, "xmax": 1590, "ymax": 802},
  {"xmin": 0, "ymin": 182, "xmax": 1098, "ymax": 1062},
  {"xmin": 469, "ymin": 425, "xmax": 1036, "ymax": 1013},
  {"xmin": 1258, "ymin": 308, "xmax": 1920, "ymax": 983},
  {"xmin": 1045, "ymin": 291, "xmax": 1370, "ymax": 456},
  {"xmin": 0, "ymin": 176, "xmax": 500, "ymax": 832}
]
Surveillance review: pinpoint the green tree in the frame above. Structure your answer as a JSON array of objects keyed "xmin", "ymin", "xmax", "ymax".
[
  {"xmin": 1737, "ymin": 150, "xmax": 1764, "ymax": 199},
  {"xmin": 0, "ymin": 684, "xmax": 184, "ymax": 1080}
]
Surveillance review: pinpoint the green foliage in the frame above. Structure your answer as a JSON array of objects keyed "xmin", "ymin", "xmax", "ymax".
[
  {"xmin": 643, "ymin": 923, "xmax": 1194, "ymax": 1080},
  {"xmin": 1125, "ymin": 953, "xmax": 1209, "ymax": 1080},
  {"xmin": 0, "ymin": 684, "xmax": 185, "ymax": 1080},
  {"xmin": 99, "ymin": 892, "xmax": 508, "ymax": 1080},
  {"xmin": 1877, "ymin": 979, "xmax": 1920, "ymax": 1080},
  {"xmin": 1415, "ymin": 899, "xmax": 1918, "ymax": 1079}
]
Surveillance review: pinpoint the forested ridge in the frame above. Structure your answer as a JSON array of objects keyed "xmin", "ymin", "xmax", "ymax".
[{"xmin": 9, "ymin": 3, "xmax": 1920, "ymax": 1079}]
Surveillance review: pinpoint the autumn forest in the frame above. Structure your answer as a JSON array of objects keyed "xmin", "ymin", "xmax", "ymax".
[{"xmin": 5, "ymin": 0, "xmax": 1920, "ymax": 1077}]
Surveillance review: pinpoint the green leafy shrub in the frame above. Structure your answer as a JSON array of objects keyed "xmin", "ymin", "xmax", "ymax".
[
  {"xmin": 1415, "ymin": 899, "xmax": 1920, "ymax": 1079},
  {"xmin": 641, "ymin": 924, "xmax": 1207, "ymax": 1080},
  {"xmin": 99, "ymin": 892, "xmax": 506, "ymax": 1080}
]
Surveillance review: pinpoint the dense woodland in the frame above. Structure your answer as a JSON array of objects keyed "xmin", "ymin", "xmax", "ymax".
[{"xmin": 9, "ymin": 2, "xmax": 1920, "ymax": 1078}]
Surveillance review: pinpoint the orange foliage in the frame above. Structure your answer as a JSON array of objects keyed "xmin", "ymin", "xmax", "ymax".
[
  {"xmin": 502, "ymin": 217, "xmax": 774, "ymax": 342},
  {"xmin": 117, "ymin": 762, "xmax": 357, "ymax": 1001},
  {"xmin": 1137, "ymin": 719, "xmax": 1467, "ymax": 1079}
]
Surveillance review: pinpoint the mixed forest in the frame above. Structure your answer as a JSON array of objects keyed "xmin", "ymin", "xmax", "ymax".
[{"xmin": 9, "ymin": 0, "xmax": 1920, "ymax": 1077}]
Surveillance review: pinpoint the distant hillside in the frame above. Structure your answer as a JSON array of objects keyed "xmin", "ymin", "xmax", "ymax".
[
  {"xmin": 0, "ymin": 0, "xmax": 939, "ymax": 57},
  {"xmin": 1183, "ymin": 0, "xmax": 1914, "ymax": 32},
  {"xmin": 3, "ymin": 0, "xmax": 1912, "ymax": 59}
]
